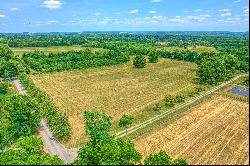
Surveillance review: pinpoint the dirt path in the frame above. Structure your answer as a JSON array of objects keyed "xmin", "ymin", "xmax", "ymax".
[{"xmin": 12, "ymin": 77, "xmax": 78, "ymax": 164}]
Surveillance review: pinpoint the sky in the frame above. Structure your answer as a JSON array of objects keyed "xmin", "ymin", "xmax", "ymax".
[{"xmin": 0, "ymin": 0, "xmax": 249, "ymax": 32}]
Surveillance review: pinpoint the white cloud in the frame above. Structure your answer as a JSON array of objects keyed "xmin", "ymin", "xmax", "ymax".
[
  {"xmin": 99, "ymin": 20, "xmax": 108, "ymax": 24},
  {"xmin": 169, "ymin": 18, "xmax": 181, "ymax": 22},
  {"xmin": 243, "ymin": 9, "xmax": 249, "ymax": 13},
  {"xmin": 41, "ymin": 0, "xmax": 63, "ymax": 9},
  {"xmin": 221, "ymin": 13, "xmax": 232, "ymax": 16},
  {"xmin": 95, "ymin": 13, "xmax": 101, "ymax": 16},
  {"xmin": 219, "ymin": 9, "xmax": 230, "ymax": 12},
  {"xmin": 127, "ymin": 9, "xmax": 139, "ymax": 14},
  {"xmin": 151, "ymin": 0, "xmax": 162, "ymax": 3},
  {"xmin": 10, "ymin": 8, "xmax": 19, "ymax": 11},
  {"xmin": 47, "ymin": 20, "xmax": 58, "ymax": 24},
  {"xmin": 184, "ymin": 10, "xmax": 189, "ymax": 13},
  {"xmin": 0, "ymin": 14, "xmax": 6, "ymax": 18},
  {"xmin": 234, "ymin": 0, "xmax": 241, "ymax": 3},
  {"xmin": 195, "ymin": 9, "xmax": 202, "ymax": 12},
  {"xmin": 149, "ymin": 10, "xmax": 157, "ymax": 14}
]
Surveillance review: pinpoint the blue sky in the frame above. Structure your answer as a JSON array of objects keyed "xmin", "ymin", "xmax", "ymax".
[{"xmin": 0, "ymin": 0, "xmax": 249, "ymax": 32}]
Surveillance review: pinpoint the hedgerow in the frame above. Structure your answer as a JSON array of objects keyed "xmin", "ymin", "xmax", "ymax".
[
  {"xmin": 19, "ymin": 73, "xmax": 71, "ymax": 141},
  {"xmin": 22, "ymin": 50, "xmax": 130, "ymax": 73}
]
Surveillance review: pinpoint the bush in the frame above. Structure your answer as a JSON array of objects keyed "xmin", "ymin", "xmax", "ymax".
[
  {"xmin": 148, "ymin": 53, "xmax": 159, "ymax": 63},
  {"xmin": 119, "ymin": 115, "xmax": 134, "ymax": 129},
  {"xmin": 164, "ymin": 95, "xmax": 176, "ymax": 107},
  {"xmin": 152, "ymin": 103, "xmax": 161, "ymax": 112},
  {"xmin": 144, "ymin": 150, "xmax": 188, "ymax": 165},
  {"xmin": 0, "ymin": 81, "xmax": 9, "ymax": 95},
  {"xmin": 175, "ymin": 94, "xmax": 186, "ymax": 103},
  {"xmin": 133, "ymin": 56, "xmax": 147, "ymax": 68}
]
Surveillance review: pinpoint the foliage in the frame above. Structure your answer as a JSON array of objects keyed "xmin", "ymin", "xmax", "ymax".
[
  {"xmin": 197, "ymin": 54, "xmax": 238, "ymax": 85},
  {"xmin": 0, "ymin": 136, "xmax": 64, "ymax": 165},
  {"xmin": 119, "ymin": 115, "xmax": 134, "ymax": 129},
  {"xmin": 144, "ymin": 150, "xmax": 188, "ymax": 165},
  {"xmin": 22, "ymin": 50, "xmax": 130, "ymax": 73},
  {"xmin": 84, "ymin": 111, "xmax": 113, "ymax": 145},
  {"xmin": 175, "ymin": 94, "xmax": 186, "ymax": 103},
  {"xmin": 0, "ymin": 81, "xmax": 9, "ymax": 95},
  {"xmin": 75, "ymin": 138, "xmax": 142, "ymax": 165},
  {"xmin": 0, "ymin": 95, "xmax": 40, "ymax": 149},
  {"xmin": 164, "ymin": 95, "xmax": 176, "ymax": 107},
  {"xmin": 148, "ymin": 52, "xmax": 159, "ymax": 63},
  {"xmin": 133, "ymin": 56, "xmax": 147, "ymax": 68},
  {"xmin": 19, "ymin": 73, "xmax": 71, "ymax": 141},
  {"xmin": 152, "ymin": 103, "xmax": 161, "ymax": 112}
]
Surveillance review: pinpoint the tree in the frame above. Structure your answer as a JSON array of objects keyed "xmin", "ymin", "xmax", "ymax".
[
  {"xmin": 1, "ymin": 95, "xmax": 40, "ymax": 139},
  {"xmin": 144, "ymin": 150, "xmax": 187, "ymax": 165},
  {"xmin": 0, "ymin": 45, "xmax": 14, "ymax": 60},
  {"xmin": 74, "ymin": 138, "xmax": 142, "ymax": 165},
  {"xmin": 0, "ymin": 81, "xmax": 9, "ymax": 96},
  {"xmin": 0, "ymin": 60, "xmax": 21, "ymax": 79},
  {"xmin": 119, "ymin": 115, "xmax": 134, "ymax": 136},
  {"xmin": 0, "ymin": 135, "xmax": 64, "ymax": 165},
  {"xmin": 133, "ymin": 56, "xmax": 147, "ymax": 68},
  {"xmin": 84, "ymin": 111, "xmax": 112, "ymax": 145},
  {"xmin": 148, "ymin": 52, "xmax": 159, "ymax": 63}
]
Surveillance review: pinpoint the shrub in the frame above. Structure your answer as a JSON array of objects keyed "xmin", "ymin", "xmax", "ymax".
[
  {"xmin": 164, "ymin": 95, "xmax": 176, "ymax": 107},
  {"xmin": 148, "ymin": 53, "xmax": 159, "ymax": 63},
  {"xmin": 0, "ymin": 81, "xmax": 9, "ymax": 95},
  {"xmin": 119, "ymin": 115, "xmax": 134, "ymax": 129},
  {"xmin": 133, "ymin": 56, "xmax": 147, "ymax": 68},
  {"xmin": 175, "ymin": 94, "xmax": 186, "ymax": 103},
  {"xmin": 152, "ymin": 103, "xmax": 161, "ymax": 112}
]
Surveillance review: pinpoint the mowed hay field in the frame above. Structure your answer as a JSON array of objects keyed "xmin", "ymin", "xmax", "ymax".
[
  {"xmin": 135, "ymin": 95, "xmax": 249, "ymax": 165},
  {"xmin": 31, "ymin": 58, "xmax": 198, "ymax": 147}
]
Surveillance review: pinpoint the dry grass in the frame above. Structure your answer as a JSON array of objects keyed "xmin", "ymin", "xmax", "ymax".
[
  {"xmin": 157, "ymin": 46, "xmax": 217, "ymax": 53},
  {"xmin": 31, "ymin": 58, "xmax": 198, "ymax": 147},
  {"xmin": 135, "ymin": 95, "xmax": 249, "ymax": 165},
  {"xmin": 11, "ymin": 46, "xmax": 105, "ymax": 55}
]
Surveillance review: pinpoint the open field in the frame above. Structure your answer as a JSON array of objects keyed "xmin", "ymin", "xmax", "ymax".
[
  {"xmin": 11, "ymin": 46, "xmax": 105, "ymax": 55},
  {"xmin": 30, "ymin": 58, "xmax": 198, "ymax": 147},
  {"xmin": 157, "ymin": 46, "xmax": 217, "ymax": 53},
  {"xmin": 135, "ymin": 95, "xmax": 249, "ymax": 165}
]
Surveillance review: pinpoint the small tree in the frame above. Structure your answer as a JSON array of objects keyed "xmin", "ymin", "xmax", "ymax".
[
  {"xmin": 84, "ymin": 111, "xmax": 112, "ymax": 145},
  {"xmin": 164, "ymin": 95, "xmax": 176, "ymax": 107},
  {"xmin": 2, "ymin": 95, "xmax": 40, "ymax": 139},
  {"xmin": 148, "ymin": 54, "xmax": 159, "ymax": 63},
  {"xmin": 119, "ymin": 115, "xmax": 134, "ymax": 136},
  {"xmin": 144, "ymin": 150, "xmax": 188, "ymax": 165},
  {"xmin": 133, "ymin": 56, "xmax": 147, "ymax": 68}
]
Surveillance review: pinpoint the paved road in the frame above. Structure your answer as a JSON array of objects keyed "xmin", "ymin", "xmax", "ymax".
[
  {"xmin": 12, "ymin": 77, "xmax": 78, "ymax": 164},
  {"xmin": 115, "ymin": 75, "xmax": 243, "ymax": 138}
]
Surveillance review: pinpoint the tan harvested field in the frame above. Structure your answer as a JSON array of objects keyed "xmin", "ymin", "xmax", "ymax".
[
  {"xmin": 31, "ymin": 59, "xmax": 198, "ymax": 147},
  {"xmin": 11, "ymin": 46, "xmax": 105, "ymax": 55},
  {"xmin": 135, "ymin": 95, "xmax": 249, "ymax": 165}
]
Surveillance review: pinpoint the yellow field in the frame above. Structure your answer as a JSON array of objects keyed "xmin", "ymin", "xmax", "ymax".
[
  {"xmin": 11, "ymin": 46, "xmax": 104, "ymax": 55},
  {"xmin": 31, "ymin": 59, "xmax": 198, "ymax": 147},
  {"xmin": 157, "ymin": 46, "xmax": 217, "ymax": 53},
  {"xmin": 135, "ymin": 95, "xmax": 249, "ymax": 165}
]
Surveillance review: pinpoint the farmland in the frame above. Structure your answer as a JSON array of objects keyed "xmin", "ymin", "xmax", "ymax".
[
  {"xmin": 30, "ymin": 58, "xmax": 198, "ymax": 147},
  {"xmin": 135, "ymin": 94, "xmax": 249, "ymax": 165}
]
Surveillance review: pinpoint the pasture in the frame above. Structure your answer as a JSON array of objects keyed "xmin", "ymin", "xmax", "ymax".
[
  {"xmin": 157, "ymin": 46, "xmax": 217, "ymax": 53},
  {"xmin": 11, "ymin": 46, "xmax": 105, "ymax": 55},
  {"xmin": 30, "ymin": 58, "xmax": 198, "ymax": 147},
  {"xmin": 135, "ymin": 94, "xmax": 249, "ymax": 165}
]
